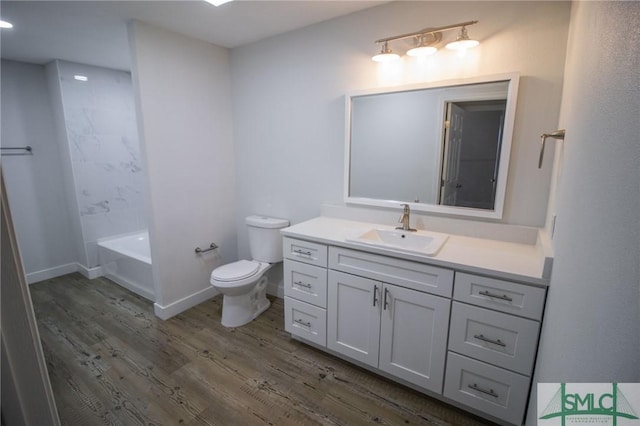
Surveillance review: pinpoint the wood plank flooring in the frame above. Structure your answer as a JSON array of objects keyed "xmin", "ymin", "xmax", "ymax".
[{"xmin": 29, "ymin": 273, "xmax": 494, "ymax": 426}]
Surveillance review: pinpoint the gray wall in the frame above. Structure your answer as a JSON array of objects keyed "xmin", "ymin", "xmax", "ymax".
[
  {"xmin": 1, "ymin": 60, "xmax": 77, "ymax": 278},
  {"xmin": 527, "ymin": 1, "xmax": 640, "ymax": 423},
  {"xmin": 231, "ymin": 1, "xmax": 571, "ymax": 260}
]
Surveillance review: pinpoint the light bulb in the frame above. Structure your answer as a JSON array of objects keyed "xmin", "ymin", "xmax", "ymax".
[
  {"xmin": 407, "ymin": 45, "xmax": 437, "ymax": 57},
  {"xmin": 372, "ymin": 42, "xmax": 400, "ymax": 62},
  {"xmin": 446, "ymin": 27, "xmax": 479, "ymax": 51}
]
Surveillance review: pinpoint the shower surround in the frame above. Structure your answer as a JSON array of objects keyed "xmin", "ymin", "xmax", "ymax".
[{"xmin": 50, "ymin": 60, "xmax": 146, "ymax": 268}]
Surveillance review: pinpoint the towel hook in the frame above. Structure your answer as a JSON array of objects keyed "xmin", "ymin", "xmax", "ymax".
[{"xmin": 538, "ymin": 129, "xmax": 565, "ymax": 168}]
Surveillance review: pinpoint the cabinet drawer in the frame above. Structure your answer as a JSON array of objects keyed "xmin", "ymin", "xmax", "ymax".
[
  {"xmin": 329, "ymin": 247, "xmax": 453, "ymax": 298},
  {"xmin": 283, "ymin": 237, "xmax": 328, "ymax": 267},
  {"xmin": 444, "ymin": 352, "xmax": 530, "ymax": 426},
  {"xmin": 449, "ymin": 302, "xmax": 540, "ymax": 376},
  {"xmin": 284, "ymin": 260, "xmax": 327, "ymax": 308},
  {"xmin": 284, "ymin": 297, "xmax": 326, "ymax": 347},
  {"xmin": 454, "ymin": 273, "xmax": 546, "ymax": 320}
]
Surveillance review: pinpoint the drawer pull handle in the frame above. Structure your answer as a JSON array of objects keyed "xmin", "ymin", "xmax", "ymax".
[
  {"xmin": 294, "ymin": 319, "xmax": 312, "ymax": 327},
  {"xmin": 468, "ymin": 383, "xmax": 499, "ymax": 398},
  {"xmin": 383, "ymin": 288, "xmax": 390, "ymax": 311},
  {"xmin": 294, "ymin": 280, "xmax": 312, "ymax": 289},
  {"xmin": 373, "ymin": 285, "xmax": 379, "ymax": 307},
  {"xmin": 473, "ymin": 334, "xmax": 506, "ymax": 347},
  {"xmin": 293, "ymin": 249, "xmax": 312, "ymax": 257},
  {"xmin": 479, "ymin": 290, "xmax": 513, "ymax": 302}
]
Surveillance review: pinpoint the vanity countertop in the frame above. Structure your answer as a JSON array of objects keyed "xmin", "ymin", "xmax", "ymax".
[{"xmin": 281, "ymin": 216, "xmax": 551, "ymax": 286}]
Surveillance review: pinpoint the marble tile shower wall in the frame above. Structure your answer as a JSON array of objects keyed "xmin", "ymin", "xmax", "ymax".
[{"xmin": 57, "ymin": 61, "xmax": 146, "ymax": 267}]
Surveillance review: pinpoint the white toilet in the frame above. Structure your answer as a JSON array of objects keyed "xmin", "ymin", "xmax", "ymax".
[{"xmin": 210, "ymin": 215, "xmax": 289, "ymax": 327}]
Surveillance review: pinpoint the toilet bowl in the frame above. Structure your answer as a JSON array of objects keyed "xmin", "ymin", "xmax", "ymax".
[
  {"xmin": 210, "ymin": 215, "xmax": 289, "ymax": 327},
  {"xmin": 210, "ymin": 260, "xmax": 272, "ymax": 327}
]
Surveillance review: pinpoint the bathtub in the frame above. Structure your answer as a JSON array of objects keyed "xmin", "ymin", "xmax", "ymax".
[{"xmin": 97, "ymin": 231, "xmax": 154, "ymax": 301}]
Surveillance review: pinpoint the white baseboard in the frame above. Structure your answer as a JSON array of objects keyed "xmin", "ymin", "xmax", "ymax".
[
  {"xmin": 26, "ymin": 263, "xmax": 78, "ymax": 284},
  {"xmin": 76, "ymin": 263, "xmax": 103, "ymax": 280},
  {"xmin": 103, "ymin": 272, "xmax": 155, "ymax": 302},
  {"xmin": 154, "ymin": 286, "xmax": 219, "ymax": 320}
]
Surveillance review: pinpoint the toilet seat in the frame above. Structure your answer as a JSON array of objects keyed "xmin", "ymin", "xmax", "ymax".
[{"xmin": 211, "ymin": 259, "xmax": 260, "ymax": 282}]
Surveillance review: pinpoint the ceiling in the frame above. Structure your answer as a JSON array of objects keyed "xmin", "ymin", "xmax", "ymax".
[{"xmin": 0, "ymin": 0, "xmax": 386, "ymax": 70}]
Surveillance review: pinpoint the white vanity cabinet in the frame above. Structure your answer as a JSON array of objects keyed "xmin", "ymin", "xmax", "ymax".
[
  {"xmin": 443, "ymin": 273, "xmax": 546, "ymax": 425},
  {"xmin": 283, "ymin": 238, "xmax": 329, "ymax": 346},
  {"xmin": 327, "ymin": 252, "xmax": 452, "ymax": 394},
  {"xmin": 281, "ymin": 229, "xmax": 548, "ymax": 426}
]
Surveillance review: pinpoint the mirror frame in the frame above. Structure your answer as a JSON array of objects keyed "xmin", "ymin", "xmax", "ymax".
[{"xmin": 344, "ymin": 72, "xmax": 520, "ymax": 219}]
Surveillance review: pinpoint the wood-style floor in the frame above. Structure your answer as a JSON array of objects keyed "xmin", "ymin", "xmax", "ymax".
[{"xmin": 29, "ymin": 273, "xmax": 494, "ymax": 426}]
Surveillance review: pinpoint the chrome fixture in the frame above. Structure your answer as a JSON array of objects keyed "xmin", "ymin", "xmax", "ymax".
[
  {"xmin": 538, "ymin": 129, "xmax": 566, "ymax": 168},
  {"xmin": 407, "ymin": 33, "xmax": 441, "ymax": 57},
  {"xmin": 372, "ymin": 20, "xmax": 479, "ymax": 61},
  {"xmin": 396, "ymin": 204, "xmax": 417, "ymax": 232},
  {"xmin": 195, "ymin": 242, "xmax": 218, "ymax": 254},
  {"xmin": 445, "ymin": 26, "xmax": 480, "ymax": 51},
  {"xmin": 372, "ymin": 41, "xmax": 400, "ymax": 62},
  {"xmin": 1, "ymin": 146, "xmax": 33, "ymax": 156}
]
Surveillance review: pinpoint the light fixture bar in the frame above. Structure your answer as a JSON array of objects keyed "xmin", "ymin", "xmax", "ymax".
[{"xmin": 374, "ymin": 20, "xmax": 478, "ymax": 44}]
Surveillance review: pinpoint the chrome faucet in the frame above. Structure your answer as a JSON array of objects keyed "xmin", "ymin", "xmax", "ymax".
[{"xmin": 396, "ymin": 204, "xmax": 417, "ymax": 232}]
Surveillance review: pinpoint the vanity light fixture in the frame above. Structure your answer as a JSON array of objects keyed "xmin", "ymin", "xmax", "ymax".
[
  {"xmin": 0, "ymin": 20, "xmax": 13, "ymax": 29},
  {"xmin": 407, "ymin": 33, "xmax": 441, "ymax": 57},
  {"xmin": 372, "ymin": 41, "xmax": 400, "ymax": 62},
  {"xmin": 372, "ymin": 20, "xmax": 479, "ymax": 61},
  {"xmin": 445, "ymin": 26, "xmax": 480, "ymax": 51}
]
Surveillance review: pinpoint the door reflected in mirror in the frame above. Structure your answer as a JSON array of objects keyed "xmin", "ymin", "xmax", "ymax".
[
  {"xmin": 345, "ymin": 74, "xmax": 519, "ymax": 219},
  {"xmin": 440, "ymin": 99, "xmax": 506, "ymax": 209}
]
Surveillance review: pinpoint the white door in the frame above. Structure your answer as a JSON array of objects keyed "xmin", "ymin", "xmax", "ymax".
[
  {"xmin": 327, "ymin": 270, "xmax": 381, "ymax": 367},
  {"xmin": 378, "ymin": 284, "xmax": 451, "ymax": 393},
  {"xmin": 440, "ymin": 102, "xmax": 465, "ymax": 206}
]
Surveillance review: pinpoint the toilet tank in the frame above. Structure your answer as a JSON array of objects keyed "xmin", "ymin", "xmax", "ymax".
[{"xmin": 246, "ymin": 215, "xmax": 290, "ymax": 263}]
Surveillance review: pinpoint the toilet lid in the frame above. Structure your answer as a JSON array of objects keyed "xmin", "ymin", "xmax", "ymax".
[{"xmin": 211, "ymin": 260, "xmax": 260, "ymax": 282}]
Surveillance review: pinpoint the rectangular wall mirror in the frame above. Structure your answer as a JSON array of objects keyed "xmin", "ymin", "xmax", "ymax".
[{"xmin": 344, "ymin": 73, "xmax": 519, "ymax": 219}]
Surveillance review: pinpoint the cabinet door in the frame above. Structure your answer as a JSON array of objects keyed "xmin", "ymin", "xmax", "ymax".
[
  {"xmin": 327, "ymin": 270, "xmax": 381, "ymax": 368},
  {"xmin": 379, "ymin": 284, "xmax": 451, "ymax": 393}
]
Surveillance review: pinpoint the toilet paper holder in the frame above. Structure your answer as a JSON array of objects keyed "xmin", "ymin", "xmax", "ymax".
[{"xmin": 195, "ymin": 243, "xmax": 218, "ymax": 254}]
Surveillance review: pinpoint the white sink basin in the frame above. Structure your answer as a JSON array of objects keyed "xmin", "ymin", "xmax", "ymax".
[{"xmin": 346, "ymin": 228, "xmax": 449, "ymax": 257}]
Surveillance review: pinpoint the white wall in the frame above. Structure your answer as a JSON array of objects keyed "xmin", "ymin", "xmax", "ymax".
[
  {"xmin": 527, "ymin": 2, "xmax": 640, "ymax": 424},
  {"xmin": 128, "ymin": 21, "xmax": 237, "ymax": 318},
  {"xmin": 1, "ymin": 60, "xmax": 77, "ymax": 278},
  {"xmin": 231, "ymin": 1, "xmax": 571, "ymax": 259}
]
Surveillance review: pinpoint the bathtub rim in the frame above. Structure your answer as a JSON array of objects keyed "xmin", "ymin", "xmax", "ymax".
[{"xmin": 97, "ymin": 231, "xmax": 151, "ymax": 265}]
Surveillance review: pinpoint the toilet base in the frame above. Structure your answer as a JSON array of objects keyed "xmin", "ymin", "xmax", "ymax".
[{"xmin": 220, "ymin": 276, "xmax": 270, "ymax": 327}]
